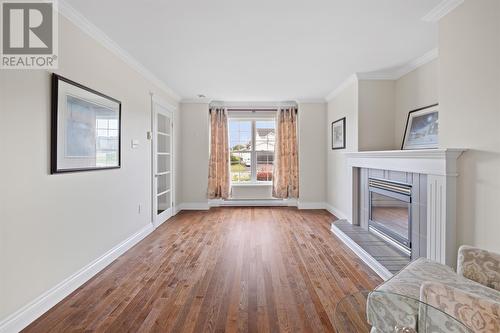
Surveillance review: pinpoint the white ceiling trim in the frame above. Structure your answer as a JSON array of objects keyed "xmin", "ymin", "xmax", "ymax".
[
  {"xmin": 58, "ymin": 0, "xmax": 181, "ymax": 102},
  {"xmin": 421, "ymin": 0, "xmax": 464, "ymax": 22},
  {"xmin": 296, "ymin": 98, "xmax": 327, "ymax": 104},
  {"xmin": 325, "ymin": 48, "xmax": 438, "ymax": 101},
  {"xmin": 357, "ymin": 48, "xmax": 438, "ymax": 80},
  {"xmin": 325, "ymin": 74, "xmax": 358, "ymax": 102}
]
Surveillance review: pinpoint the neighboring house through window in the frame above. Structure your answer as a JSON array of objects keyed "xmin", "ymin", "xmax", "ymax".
[{"xmin": 228, "ymin": 114, "xmax": 276, "ymax": 183}]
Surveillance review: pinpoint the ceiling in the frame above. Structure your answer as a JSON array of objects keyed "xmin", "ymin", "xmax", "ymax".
[{"xmin": 64, "ymin": 0, "xmax": 441, "ymax": 101}]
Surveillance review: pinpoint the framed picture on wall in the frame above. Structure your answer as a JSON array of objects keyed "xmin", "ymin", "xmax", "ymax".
[
  {"xmin": 331, "ymin": 117, "xmax": 346, "ymax": 150},
  {"xmin": 401, "ymin": 104, "xmax": 439, "ymax": 150},
  {"xmin": 51, "ymin": 74, "xmax": 121, "ymax": 173}
]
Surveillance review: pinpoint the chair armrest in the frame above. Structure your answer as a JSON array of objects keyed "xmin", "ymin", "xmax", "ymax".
[
  {"xmin": 420, "ymin": 281, "xmax": 500, "ymax": 332},
  {"xmin": 457, "ymin": 245, "xmax": 500, "ymax": 291}
]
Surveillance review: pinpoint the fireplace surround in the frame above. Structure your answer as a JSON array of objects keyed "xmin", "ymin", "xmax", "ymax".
[{"xmin": 330, "ymin": 149, "xmax": 466, "ymax": 279}]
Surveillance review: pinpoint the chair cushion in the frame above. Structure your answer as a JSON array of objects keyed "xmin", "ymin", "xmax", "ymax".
[
  {"xmin": 366, "ymin": 258, "xmax": 500, "ymax": 332},
  {"xmin": 376, "ymin": 258, "xmax": 500, "ymax": 302}
]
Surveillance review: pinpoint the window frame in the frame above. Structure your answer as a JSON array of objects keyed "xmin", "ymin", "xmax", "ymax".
[{"xmin": 228, "ymin": 114, "xmax": 276, "ymax": 185}]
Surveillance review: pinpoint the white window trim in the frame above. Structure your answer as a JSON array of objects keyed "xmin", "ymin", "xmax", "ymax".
[{"xmin": 228, "ymin": 114, "xmax": 276, "ymax": 185}]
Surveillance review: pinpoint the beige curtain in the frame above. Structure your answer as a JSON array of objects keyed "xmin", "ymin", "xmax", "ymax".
[
  {"xmin": 272, "ymin": 107, "xmax": 299, "ymax": 198},
  {"xmin": 207, "ymin": 107, "xmax": 230, "ymax": 199}
]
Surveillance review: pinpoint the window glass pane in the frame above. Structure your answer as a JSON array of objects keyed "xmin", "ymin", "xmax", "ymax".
[
  {"xmin": 256, "ymin": 151, "xmax": 273, "ymax": 182},
  {"xmin": 230, "ymin": 151, "xmax": 251, "ymax": 182},
  {"xmin": 228, "ymin": 118, "xmax": 275, "ymax": 183},
  {"xmin": 229, "ymin": 120, "xmax": 252, "ymax": 151},
  {"xmin": 255, "ymin": 120, "xmax": 275, "ymax": 152}
]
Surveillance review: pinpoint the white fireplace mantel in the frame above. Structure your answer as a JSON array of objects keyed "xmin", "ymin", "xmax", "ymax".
[
  {"xmin": 345, "ymin": 148, "xmax": 466, "ymax": 268},
  {"xmin": 345, "ymin": 148, "xmax": 465, "ymax": 176}
]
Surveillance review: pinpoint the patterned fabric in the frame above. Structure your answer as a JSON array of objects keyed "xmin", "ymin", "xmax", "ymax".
[
  {"xmin": 367, "ymin": 258, "xmax": 500, "ymax": 332},
  {"xmin": 272, "ymin": 107, "xmax": 299, "ymax": 198},
  {"xmin": 457, "ymin": 246, "xmax": 500, "ymax": 292},
  {"xmin": 207, "ymin": 108, "xmax": 230, "ymax": 199},
  {"xmin": 420, "ymin": 282, "xmax": 500, "ymax": 333}
]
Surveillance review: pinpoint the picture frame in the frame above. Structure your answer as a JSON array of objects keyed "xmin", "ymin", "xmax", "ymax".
[
  {"xmin": 331, "ymin": 117, "xmax": 346, "ymax": 150},
  {"xmin": 51, "ymin": 74, "xmax": 122, "ymax": 173},
  {"xmin": 401, "ymin": 104, "xmax": 439, "ymax": 150}
]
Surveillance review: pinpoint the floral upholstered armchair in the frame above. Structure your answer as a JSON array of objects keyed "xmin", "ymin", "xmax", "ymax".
[{"xmin": 366, "ymin": 246, "xmax": 500, "ymax": 333}]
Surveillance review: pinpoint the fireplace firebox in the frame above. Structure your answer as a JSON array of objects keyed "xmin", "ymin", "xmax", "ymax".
[{"xmin": 368, "ymin": 178, "xmax": 412, "ymax": 255}]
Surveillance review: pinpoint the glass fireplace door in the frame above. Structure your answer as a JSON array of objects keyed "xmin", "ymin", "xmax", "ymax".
[{"xmin": 369, "ymin": 183, "xmax": 412, "ymax": 251}]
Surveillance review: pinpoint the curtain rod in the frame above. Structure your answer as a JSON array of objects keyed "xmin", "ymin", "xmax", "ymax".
[
  {"xmin": 226, "ymin": 108, "xmax": 277, "ymax": 112},
  {"xmin": 209, "ymin": 101, "xmax": 297, "ymax": 108}
]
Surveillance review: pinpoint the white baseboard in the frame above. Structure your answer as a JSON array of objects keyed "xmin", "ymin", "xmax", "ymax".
[
  {"xmin": 0, "ymin": 223, "xmax": 155, "ymax": 333},
  {"xmin": 324, "ymin": 203, "xmax": 349, "ymax": 221},
  {"xmin": 178, "ymin": 202, "xmax": 210, "ymax": 210},
  {"xmin": 297, "ymin": 201, "xmax": 326, "ymax": 209},
  {"xmin": 209, "ymin": 198, "xmax": 297, "ymax": 207},
  {"xmin": 330, "ymin": 223, "xmax": 393, "ymax": 281}
]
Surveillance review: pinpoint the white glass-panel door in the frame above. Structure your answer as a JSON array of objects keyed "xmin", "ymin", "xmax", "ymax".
[{"xmin": 153, "ymin": 101, "xmax": 173, "ymax": 226}]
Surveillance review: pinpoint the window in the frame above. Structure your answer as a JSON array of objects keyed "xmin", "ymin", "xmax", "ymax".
[{"xmin": 229, "ymin": 117, "xmax": 276, "ymax": 183}]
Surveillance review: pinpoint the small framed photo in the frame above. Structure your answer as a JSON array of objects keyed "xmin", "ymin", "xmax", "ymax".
[
  {"xmin": 51, "ymin": 74, "xmax": 121, "ymax": 173},
  {"xmin": 331, "ymin": 117, "xmax": 346, "ymax": 150},
  {"xmin": 401, "ymin": 104, "xmax": 439, "ymax": 150}
]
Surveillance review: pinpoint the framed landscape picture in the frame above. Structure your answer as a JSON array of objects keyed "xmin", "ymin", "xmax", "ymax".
[
  {"xmin": 331, "ymin": 117, "xmax": 346, "ymax": 150},
  {"xmin": 401, "ymin": 104, "xmax": 439, "ymax": 150},
  {"xmin": 51, "ymin": 74, "xmax": 121, "ymax": 173}
]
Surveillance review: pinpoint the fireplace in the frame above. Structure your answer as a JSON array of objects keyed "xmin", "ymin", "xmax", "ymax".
[{"xmin": 368, "ymin": 178, "xmax": 412, "ymax": 255}]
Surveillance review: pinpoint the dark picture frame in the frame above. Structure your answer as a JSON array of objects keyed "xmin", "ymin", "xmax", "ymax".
[
  {"xmin": 331, "ymin": 117, "xmax": 346, "ymax": 150},
  {"xmin": 401, "ymin": 104, "xmax": 439, "ymax": 150},
  {"xmin": 51, "ymin": 74, "xmax": 122, "ymax": 173}
]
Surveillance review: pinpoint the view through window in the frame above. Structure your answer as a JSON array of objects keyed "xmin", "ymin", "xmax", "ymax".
[{"xmin": 229, "ymin": 118, "xmax": 275, "ymax": 183}]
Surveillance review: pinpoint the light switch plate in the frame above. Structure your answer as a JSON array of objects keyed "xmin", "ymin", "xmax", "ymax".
[{"xmin": 131, "ymin": 139, "xmax": 139, "ymax": 149}]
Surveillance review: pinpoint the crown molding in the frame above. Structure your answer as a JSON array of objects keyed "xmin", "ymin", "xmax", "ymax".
[
  {"xmin": 296, "ymin": 98, "xmax": 327, "ymax": 104},
  {"xmin": 421, "ymin": 0, "xmax": 464, "ymax": 22},
  {"xmin": 180, "ymin": 98, "xmax": 212, "ymax": 104},
  {"xmin": 326, "ymin": 74, "xmax": 359, "ymax": 101},
  {"xmin": 357, "ymin": 48, "xmax": 438, "ymax": 81},
  {"xmin": 325, "ymin": 48, "xmax": 438, "ymax": 101},
  {"xmin": 58, "ymin": 0, "xmax": 181, "ymax": 102}
]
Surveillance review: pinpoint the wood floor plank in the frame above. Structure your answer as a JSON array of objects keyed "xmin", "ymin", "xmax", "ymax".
[{"xmin": 23, "ymin": 207, "xmax": 382, "ymax": 333}]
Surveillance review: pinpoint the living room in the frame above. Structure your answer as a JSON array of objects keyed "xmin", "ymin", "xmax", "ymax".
[{"xmin": 1, "ymin": 0, "xmax": 499, "ymax": 332}]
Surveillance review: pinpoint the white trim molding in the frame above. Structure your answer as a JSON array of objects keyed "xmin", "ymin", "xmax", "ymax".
[
  {"xmin": 326, "ymin": 74, "xmax": 358, "ymax": 101},
  {"xmin": 331, "ymin": 223, "xmax": 393, "ymax": 281},
  {"xmin": 58, "ymin": 0, "xmax": 181, "ymax": 102},
  {"xmin": 422, "ymin": 0, "xmax": 465, "ymax": 22},
  {"xmin": 0, "ymin": 224, "xmax": 155, "ymax": 333},
  {"xmin": 209, "ymin": 199, "xmax": 297, "ymax": 207},
  {"xmin": 297, "ymin": 202, "xmax": 326, "ymax": 210},
  {"xmin": 357, "ymin": 49, "xmax": 438, "ymax": 81},
  {"xmin": 324, "ymin": 203, "xmax": 349, "ymax": 221},
  {"xmin": 178, "ymin": 202, "xmax": 211, "ymax": 210}
]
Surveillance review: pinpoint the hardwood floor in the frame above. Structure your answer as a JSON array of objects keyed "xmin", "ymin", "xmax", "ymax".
[{"xmin": 24, "ymin": 207, "xmax": 382, "ymax": 333}]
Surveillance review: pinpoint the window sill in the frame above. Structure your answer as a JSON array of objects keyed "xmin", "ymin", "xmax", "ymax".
[{"xmin": 231, "ymin": 182, "xmax": 272, "ymax": 187}]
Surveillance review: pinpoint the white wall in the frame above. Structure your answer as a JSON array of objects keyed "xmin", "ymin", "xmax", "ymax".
[
  {"xmin": 179, "ymin": 102, "xmax": 210, "ymax": 206},
  {"xmin": 395, "ymin": 60, "xmax": 438, "ymax": 148},
  {"xmin": 326, "ymin": 80, "xmax": 358, "ymax": 219},
  {"xmin": 298, "ymin": 102, "xmax": 327, "ymax": 206},
  {"xmin": 0, "ymin": 14, "xmax": 180, "ymax": 321},
  {"xmin": 439, "ymin": 0, "xmax": 500, "ymax": 253},
  {"xmin": 358, "ymin": 80, "xmax": 396, "ymax": 151}
]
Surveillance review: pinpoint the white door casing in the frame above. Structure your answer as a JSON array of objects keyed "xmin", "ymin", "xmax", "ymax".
[{"xmin": 151, "ymin": 96, "xmax": 174, "ymax": 227}]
